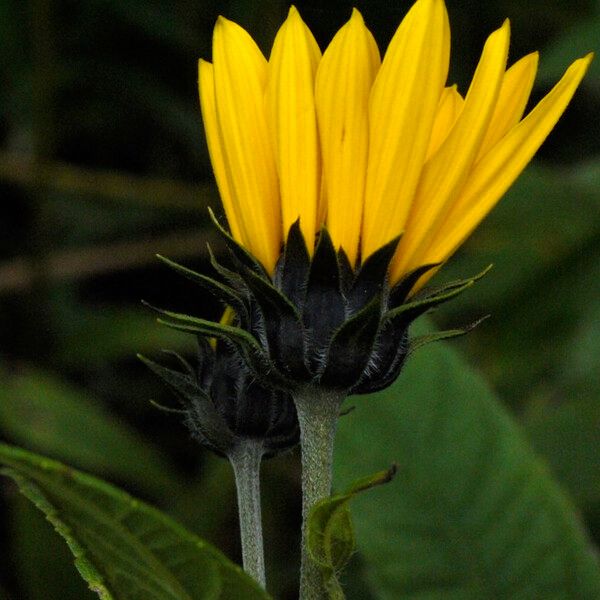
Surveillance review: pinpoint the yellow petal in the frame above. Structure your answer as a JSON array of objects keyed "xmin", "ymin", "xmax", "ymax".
[
  {"xmin": 422, "ymin": 53, "xmax": 593, "ymax": 272},
  {"xmin": 476, "ymin": 52, "xmax": 539, "ymax": 160},
  {"xmin": 199, "ymin": 59, "xmax": 246, "ymax": 247},
  {"xmin": 425, "ymin": 84, "xmax": 464, "ymax": 161},
  {"xmin": 266, "ymin": 6, "xmax": 321, "ymax": 253},
  {"xmin": 361, "ymin": 0, "xmax": 450, "ymax": 260},
  {"xmin": 317, "ymin": 174, "xmax": 328, "ymax": 226},
  {"xmin": 212, "ymin": 16, "xmax": 281, "ymax": 273},
  {"xmin": 391, "ymin": 20, "xmax": 510, "ymax": 281},
  {"xmin": 316, "ymin": 8, "xmax": 380, "ymax": 266}
]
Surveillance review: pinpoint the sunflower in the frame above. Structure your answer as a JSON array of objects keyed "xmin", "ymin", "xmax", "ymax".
[
  {"xmin": 198, "ymin": 0, "xmax": 591, "ymax": 289},
  {"xmin": 143, "ymin": 5, "xmax": 592, "ymax": 595}
]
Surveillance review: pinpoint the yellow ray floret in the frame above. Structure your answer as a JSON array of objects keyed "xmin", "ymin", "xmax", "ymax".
[
  {"xmin": 426, "ymin": 85, "xmax": 464, "ymax": 161},
  {"xmin": 476, "ymin": 52, "xmax": 539, "ymax": 161},
  {"xmin": 422, "ymin": 53, "xmax": 594, "ymax": 271},
  {"xmin": 199, "ymin": 0, "xmax": 591, "ymax": 288},
  {"xmin": 361, "ymin": 0, "xmax": 450, "ymax": 260},
  {"xmin": 199, "ymin": 60, "xmax": 245, "ymax": 246},
  {"xmin": 316, "ymin": 8, "xmax": 380, "ymax": 266},
  {"xmin": 266, "ymin": 6, "xmax": 321, "ymax": 253},
  {"xmin": 393, "ymin": 20, "xmax": 510, "ymax": 280},
  {"xmin": 209, "ymin": 16, "xmax": 281, "ymax": 273}
]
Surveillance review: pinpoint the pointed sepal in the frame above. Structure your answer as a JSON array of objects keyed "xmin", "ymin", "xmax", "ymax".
[
  {"xmin": 319, "ymin": 296, "xmax": 383, "ymax": 389},
  {"xmin": 138, "ymin": 354, "xmax": 235, "ymax": 452},
  {"xmin": 156, "ymin": 254, "xmax": 250, "ymax": 324},
  {"xmin": 384, "ymin": 265, "xmax": 492, "ymax": 329},
  {"xmin": 145, "ymin": 305, "xmax": 288, "ymax": 388},
  {"xmin": 348, "ymin": 235, "xmax": 400, "ymax": 313},
  {"xmin": 274, "ymin": 219, "xmax": 311, "ymax": 309},
  {"xmin": 389, "ymin": 262, "xmax": 440, "ymax": 307},
  {"xmin": 303, "ymin": 229, "xmax": 346, "ymax": 366},
  {"xmin": 208, "ymin": 207, "xmax": 270, "ymax": 279},
  {"xmin": 408, "ymin": 316, "xmax": 489, "ymax": 355},
  {"xmin": 234, "ymin": 265, "xmax": 310, "ymax": 380}
]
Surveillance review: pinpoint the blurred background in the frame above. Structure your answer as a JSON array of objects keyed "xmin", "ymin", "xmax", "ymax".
[{"xmin": 0, "ymin": 0, "xmax": 599, "ymax": 598}]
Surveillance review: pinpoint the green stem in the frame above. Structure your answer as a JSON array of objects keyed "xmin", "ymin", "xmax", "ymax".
[
  {"xmin": 294, "ymin": 388, "xmax": 345, "ymax": 600},
  {"xmin": 229, "ymin": 440, "xmax": 266, "ymax": 588}
]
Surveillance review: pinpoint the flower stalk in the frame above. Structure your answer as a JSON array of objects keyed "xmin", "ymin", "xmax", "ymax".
[
  {"xmin": 294, "ymin": 388, "xmax": 346, "ymax": 600},
  {"xmin": 229, "ymin": 440, "xmax": 267, "ymax": 588}
]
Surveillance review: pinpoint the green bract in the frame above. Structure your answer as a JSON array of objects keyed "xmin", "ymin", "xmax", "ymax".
[
  {"xmin": 140, "ymin": 339, "xmax": 299, "ymax": 459},
  {"xmin": 153, "ymin": 211, "xmax": 488, "ymax": 396}
]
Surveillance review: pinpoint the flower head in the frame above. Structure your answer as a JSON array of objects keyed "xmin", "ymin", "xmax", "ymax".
[
  {"xmin": 140, "ymin": 339, "xmax": 299, "ymax": 458},
  {"xmin": 173, "ymin": 1, "xmax": 593, "ymax": 394},
  {"xmin": 199, "ymin": 0, "xmax": 591, "ymax": 287}
]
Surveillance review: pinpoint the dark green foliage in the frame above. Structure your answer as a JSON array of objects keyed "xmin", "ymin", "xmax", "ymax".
[
  {"xmin": 335, "ymin": 320, "xmax": 600, "ymax": 599},
  {"xmin": 0, "ymin": 444, "xmax": 271, "ymax": 600}
]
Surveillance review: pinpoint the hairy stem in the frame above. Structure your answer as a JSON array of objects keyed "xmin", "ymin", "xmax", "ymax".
[
  {"xmin": 294, "ymin": 388, "xmax": 345, "ymax": 600},
  {"xmin": 229, "ymin": 440, "xmax": 266, "ymax": 588}
]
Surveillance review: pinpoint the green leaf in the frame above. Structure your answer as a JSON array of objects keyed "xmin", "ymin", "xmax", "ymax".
[
  {"xmin": 9, "ymin": 494, "xmax": 95, "ymax": 599},
  {"xmin": 334, "ymin": 319, "xmax": 600, "ymax": 599},
  {"xmin": 0, "ymin": 368, "xmax": 176, "ymax": 497},
  {"xmin": 524, "ymin": 396, "xmax": 600, "ymax": 509},
  {"xmin": 307, "ymin": 466, "xmax": 397, "ymax": 600},
  {"xmin": 0, "ymin": 443, "xmax": 271, "ymax": 600}
]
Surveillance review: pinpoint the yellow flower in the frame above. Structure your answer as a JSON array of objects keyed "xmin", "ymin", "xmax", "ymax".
[{"xmin": 199, "ymin": 0, "xmax": 591, "ymax": 287}]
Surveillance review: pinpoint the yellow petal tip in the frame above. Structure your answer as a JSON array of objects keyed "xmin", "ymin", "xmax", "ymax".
[
  {"xmin": 581, "ymin": 52, "xmax": 595, "ymax": 66},
  {"xmin": 489, "ymin": 18, "xmax": 510, "ymax": 40},
  {"xmin": 568, "ymin": 52, "xmax": 594, "ymax": 77},
  {"xmin": 214, "ymin": 15, "xmax": 236, "ymax": 38},
  {"xmin": 350, "ymin": 7, "xmax": 364, "ymax": 22},
  {"xmin": 521, "ymin": 51, "xmax": 539, "ymax": 67}
]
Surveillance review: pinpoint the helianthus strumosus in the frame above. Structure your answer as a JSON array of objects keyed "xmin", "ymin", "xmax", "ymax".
[
  {"xmin": 146, "ymin": 6, "xmax": 591, "ymax": 594},
  {"xmin": 158, "ymin": 0, "xmax": 590, "ymax": 394}
]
